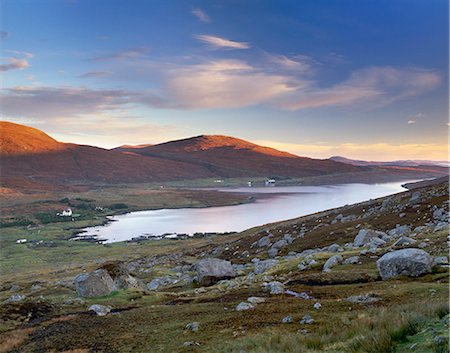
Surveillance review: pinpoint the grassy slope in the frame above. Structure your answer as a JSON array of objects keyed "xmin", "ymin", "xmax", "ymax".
[{"xmin": 0, "ymin": 182, "xmax": 448, "ymax": 353}]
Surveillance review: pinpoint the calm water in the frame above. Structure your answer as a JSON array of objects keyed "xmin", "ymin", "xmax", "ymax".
[{"xmin": 81, "ymin": 181, "xmax": 416, "ymax": 243}]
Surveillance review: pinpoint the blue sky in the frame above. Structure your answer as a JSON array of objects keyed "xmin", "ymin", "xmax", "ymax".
[{"xmin": 1, "ymin": 0, "xmax": 448, "ymax": 160}]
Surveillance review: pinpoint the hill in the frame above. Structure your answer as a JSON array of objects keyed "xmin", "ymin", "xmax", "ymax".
[
  {"xmin": 0, "ymin": 122, "xmax": 215, "ymax": 185},
  {"xmin": 114, "ymin": 135, "xmax": 364, "ymax": 178}
]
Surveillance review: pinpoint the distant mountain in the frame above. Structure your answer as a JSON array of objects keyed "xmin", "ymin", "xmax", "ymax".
[
  {"xmin": 114, "ymin": 135, "xmax": 364, "ymax": 178},
  {"xmin": 330, "ymin": 156, "xmax": 449, "ymax": 168}
]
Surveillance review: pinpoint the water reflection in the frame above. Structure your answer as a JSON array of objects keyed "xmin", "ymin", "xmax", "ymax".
[{"xmin": 82, "ymin": 181, "xmax": 416, "ymax": 243}]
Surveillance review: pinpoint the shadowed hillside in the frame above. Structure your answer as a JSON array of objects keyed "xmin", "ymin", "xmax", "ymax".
[{"xmin": 115, "ymin": 135, "xmax": 365, "ymax": 178}]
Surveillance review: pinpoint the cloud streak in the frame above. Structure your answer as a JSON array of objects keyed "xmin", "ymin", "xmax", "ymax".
[
  {"xmin": 191, "ymin": 8, "xmax": 211, "ymax": 22},
  {"xmin": 93, "ymin": 47, "xmax": 150, "ymax": 61},
  {"xmin": 77, "ymin": 71, "xmax": 111, "ymax": 78},
  {"xmin": 194, "ymin": 35, "xmax": 250, "ymax": 49},
  {"xmin": 0, "ymin": 51, "xmax": 33, "ymax": 72}
]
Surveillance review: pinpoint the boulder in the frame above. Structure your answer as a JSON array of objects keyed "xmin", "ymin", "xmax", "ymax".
[
  {"xmin": 282, "ymin": 315, "xmax": 293, "ymax": 323},
  {"xmin": 99, "ymin": 261, "xmax": 143, "ymax": 290},
  {"xmin": 323, "ymin": 255, "xmax": 343, "ymax": 272},
  {"xmin": 254, "ymin": 259, "xmax": 279, "ymax": 274},
  {"xmin": 300, "ymin": 313, "xmax": 314, "ymax": 324},
  {"xmin": 185, "ymin": 322, "xmax": 200, "ymax": 332},
  {"xmin": 327, "ymin": 243, "xmax": 344, "ymax": 252},
  {"xmin": 271, "ymin": 239, "xmax": 288, "ymax": 250},
  {"xmin": 89, "ymin": 304, "xmax": 112, "ymax": 316},
  {"xmin": 265, "ymin": 281, "xmax": 285, "ymax": 294},
  {"xmin": 194, "ymin": 258, "xmax": 236, "ymax": 286},
  {"xmin": 343, "ymin": 256, "xmax": 360, "ymax": 265},
  {"xmin": 392, "ymin": 236, "xmax": 416, "ymax": 247},
  {"xmin": 376, "ymin": 248, "xmax": 433, "ymax": 280},
  {"xmin": 236, "ymin": 302, "xmax": 254, "ymax": 311},
  {"xmin": 257, "ymin": 236, "xmax": 271, "ymax": 247},
  {"xmin": 74, "ymin": 269, "xmax": 114, "ymax": 298},
  {"xmin": 147, "ymin": 276, "xmax": 177, "ymax": 291},
  {"xmin": 354, "ymin": 229, "xmax": 387, "ymax": 247}
]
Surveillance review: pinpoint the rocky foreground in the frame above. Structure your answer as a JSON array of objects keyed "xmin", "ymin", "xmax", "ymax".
[{"xmin": 0, "ymin": 181, "xmax": 449, "ymax": 352}]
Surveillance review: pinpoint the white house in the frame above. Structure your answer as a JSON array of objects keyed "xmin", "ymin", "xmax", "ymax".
[
  {"xmin": 265, "ymin": 179, "xmax": 276, "ymax": 186},
  {"xmin": 57, "ymin": 208, "xmax": 73, "ymax": 217}
]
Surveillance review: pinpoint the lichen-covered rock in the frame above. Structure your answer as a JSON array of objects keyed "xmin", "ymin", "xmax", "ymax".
[
  {"xmin": 343, "ymin": 256, "xmax": 360, "ymax": 265},
  {"xmin": 74, "ymin": 269, "xmax": 114, "ymax": 298},
  {"xmin": 376, "ymin": 248, "xmax": 433, "ymax": 280},
  {"xmin": 354, "ymin": 229, "xmax": 387, "ymax": 247},
  {"xmin": 194, "ymin": 258, "xmax": 236, "ymax": 286},
  {"xmin": 323, "ymin": 255, "xmax": 343, "ymax": 272},
  {"xmin": 254, "ymin": 259, "xmax": 279, "ymax": 274}
]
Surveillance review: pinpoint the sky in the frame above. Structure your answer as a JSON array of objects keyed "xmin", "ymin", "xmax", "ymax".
[{"xmin": 1, "ymin": 0, "xmax": 448, "ymax": 161}]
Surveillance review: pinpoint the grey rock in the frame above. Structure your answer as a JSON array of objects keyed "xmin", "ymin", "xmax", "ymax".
[
  {"xmin": 183, "ymin": 341, "xmax": 200, "ymax": 347},
  {"xmin": 267, "ymin": 247, "xmax": 279, "ymax": 258},
  {"xmin": 266, "ymin": 281, "xmax": 285, "ymax": 294},
  {"xmin": 236, "ymin": 302, "xmax": 254, "ymax": 311},
  {"xmin": 409, "ymin": 191, "xmax": 421, "ymax": 204},
  {"xmin": 327, "ymin": 243, "xmax": 344, "ymax": 252},
  {"xmin": 433, "ymin": 208, "xmax": 446, "ymax": 221},
  {"xmin": 194, "ymin": 258, "xmax": 236, "ymax": 286},
  {"xmin": 89, "ymin": 304, "xmax": 112, "ymax": 316},
  {"xmin": 283, "ymin": 234, "xmax": 294, "ymax": 244},
  {"xmin": 388, "ymin": 225, "xmax": 411, "ymax": 238},
  {"xmin": 354, "ymin": 229, "xmax": 387, "ymax": 247},
  {"xmin": 4, "ymin": 294, "xmax": 26, "ymax": 303},
  {"xmin": 272, "ymin": 239, "xmax": 288, "ymax": 250},
  {"xmin": 393, "ymin": 236, "xmax": 416, "ymax": 247},
  {"xmin": 285, "ymin": 290, "xmax": 313, "ymax": 299},
  {"xmin": 323, "ymin": 255, "xmax": 343, "ymax": 272},
  {"xmin": 434, "ymin": 256, "xmax": 449, "ymax": 266},
  {"xmin": 313, "ymin": 302, "xmax": 321, "ymax": 310},
  {"xmin": 345, "ymin": 293, "xmax": 380, "ymax": 304},
  {"xmin": 300, "ymin": 313, "xmax": 314, "ymax": 324},
  {"xmin": 254, "ymin": 259, "xmax": 279, "ymax": 274},
  {"xmin": 282, "ymin": 315, "xmax": 293, "ymax": 323},
  {"xmin": 74, "ymin": 269, "xmax": 114, "ymax": 298},
  {"xmin": 185, "ymin": 322, "xmax": 200, "ymax": 332},
  {"xmin": 147, "ymin": 276, "xmax": 177, "ymax": 291},
  {"xmin": 376, "ymin": 248, "xmax": 433, "ymax": 280},
  {"xmin": 257, "ymin": 236, "xmax": 271, "ymax": 247},
  {"xmin": 31, "ymin": 284, "xmax": 43, "ymax": 291},
  {"xmin": 369, "ymin": 237, "xmax": 386, "ymax": 248},
  {"xmin": 343, "ymin": 256, "xmax": 360, "ymax": 265},
  {"xmin": 247, "ymin": 296, "xmax": 266, "ymax": 304}
]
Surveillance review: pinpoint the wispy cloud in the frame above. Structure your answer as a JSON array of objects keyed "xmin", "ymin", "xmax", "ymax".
[
  {"xmin": 194, "ymin": 35, "xmax": 250, "ymax": 49},
  {"xmin": 163, "ymin": 59, "xmax": 298, "ymax": 109},
  {"xmin": 1, "ymin": 86, "xmax": 134, "ymax": 118},
  {"xmin": 407, "ymin": 112, "xmax": 423, "ymax": 124},
  {"xmin": 191, "ymin": 7, "xmax": 211, "ymax": 23},
  {"xmin": 0, "ymin": 51, "xmax": 33, "ymax": 72},
  {"xmin": 93, "ymin": 47, "xmax": 150, "ymax": 61},
  {"xmin": 267, "ymin": 54, "xmax": 312, "ymax": 72},
  {"xmin": 0, "ymin": 31, "xmax": 9, "ymax": 40},
  {"xmin": 77, "ymin": 71, "xmax": 111, "ymax": 79},
  {"xmin": 277, "ymin": 67, "xmax": 441, "ymax": 110}
]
